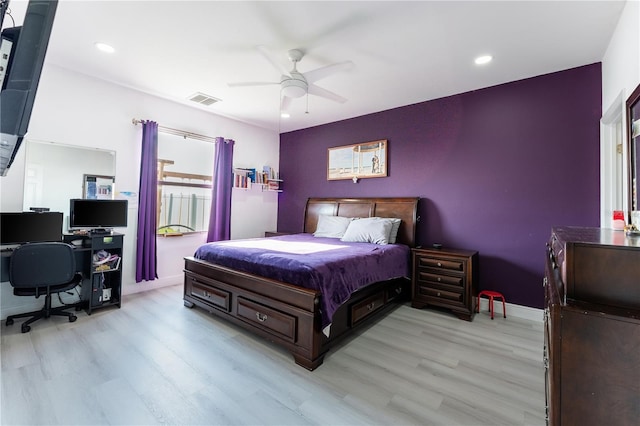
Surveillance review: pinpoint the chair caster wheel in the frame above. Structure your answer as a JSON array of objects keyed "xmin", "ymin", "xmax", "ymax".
[
  {"xmin": 21, "ymin": 325, "xmax": 31, "ymax": 333},
  {"xmin": 69, "ymin": 315, "xmax": 77, "ymax": 323},
  {"xmin": 6, "ymin": 318, "xmax": 14, "ymax": 326}
]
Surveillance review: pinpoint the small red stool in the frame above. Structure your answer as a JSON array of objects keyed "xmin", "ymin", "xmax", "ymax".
[{"xmin": 477, "ymin": 290, "xmax": 506, "ymax": 320}]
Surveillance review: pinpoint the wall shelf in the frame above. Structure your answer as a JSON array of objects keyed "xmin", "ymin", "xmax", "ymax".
[{"xmin": 233, "ymin": 166, "xmax": 282, "ymax": 192}]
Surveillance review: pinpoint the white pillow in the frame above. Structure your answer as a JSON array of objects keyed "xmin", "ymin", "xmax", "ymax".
[
  {"xmin": 386, "ymin": 218, "xmax": 402, "ymax": 244},
  {"xmin": 341, "ymin": 217, "xmax": 393, "ymax": 245},
  {"xmin": 313, "ymin": 215, "xmax": 353, "ymax": 238}
]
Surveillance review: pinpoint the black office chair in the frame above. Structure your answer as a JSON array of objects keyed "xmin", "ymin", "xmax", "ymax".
[{"xmin": 5, "ymin": 242, "xmax": 83, "ymax": 333}]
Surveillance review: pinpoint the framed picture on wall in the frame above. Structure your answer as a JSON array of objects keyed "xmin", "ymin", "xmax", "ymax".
[
  {"xmin": 83, "ymin": 174, "xmax": 114, "ymax": 199},
  {"xmin": 327, "ymin": 139, "xmax": 387, "ymax": 181}
]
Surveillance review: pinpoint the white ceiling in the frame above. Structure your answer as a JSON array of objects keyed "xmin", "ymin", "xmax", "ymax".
[{"xmin": 5, "ymin": 0, "xmax": 626, "ymax": 133}]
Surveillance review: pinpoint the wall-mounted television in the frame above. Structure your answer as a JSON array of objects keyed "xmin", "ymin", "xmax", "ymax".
[
  {"xmin": 0, "ymin": 211, "xmax": 62, "ymax": 245},
  {"xmin": 0, "ymin": 0, "xmax": 58, "ymax": 176},
  {"xmin": 69, "ymin": 199, "xmax": 128, "ymax": 233}
]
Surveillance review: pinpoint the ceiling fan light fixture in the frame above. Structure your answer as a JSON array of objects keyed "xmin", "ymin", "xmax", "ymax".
[{"xmin": 281, "ymin": 78, "xmax": 308, "ymax": 98}]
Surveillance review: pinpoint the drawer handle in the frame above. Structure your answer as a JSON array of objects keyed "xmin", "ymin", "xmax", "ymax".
[
  {"xmin": 395, "ymin": 287, "xmax": 402, "ymax": 295},
  {"xmin": 436, "ymin": 292, "xmax": 441, "ymax": 297},
  {"xmin": 543, "ymin": 277, "xmax": 547, "ymax": 287},
  {"xmin": 437, "ymin": 277, "xmax": 441, "ymax": 282},
  {"xmin": 203, "ymin": 291, "xmax": 210, "ymax": 298},
  {"xmin": 367, "ymin": 303, "xmax": 375, "ymax": 311},
  {"xmin": 256, "ymin": 312, "xmax": 268, "ymax": 322},
  {"xmin": 437, "ymin": 262, "xmax": 442, "ymax": 267}
]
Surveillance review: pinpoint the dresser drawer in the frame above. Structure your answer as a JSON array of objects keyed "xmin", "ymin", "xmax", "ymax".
[
  {"xmin": 187, "ymin": 276, "xmax": 231, "ymax": 312},
  {"xmin": 350, "ymin": 291, "xmax": 385, "ymax": 326},
  {"xmin": 237, "ymin": 297, "xmax": 297, "ymax": 342}
]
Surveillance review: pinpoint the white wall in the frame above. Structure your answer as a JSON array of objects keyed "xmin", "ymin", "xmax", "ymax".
[
  {"xmin": 0, "ymin": 64, "xmax": 279, "ymax": 319},
  {"xmin": 600, "ymin": 0, "xmax": 640, "ymax": 226},
  {"xmin": 602, "ymin": 0, "xmax": 640, "ymax": 110}
]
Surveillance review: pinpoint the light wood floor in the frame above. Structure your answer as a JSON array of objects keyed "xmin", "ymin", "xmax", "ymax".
[{"xmin": 1, "ymin": 284, "xmax": 545, "ymax": 425}]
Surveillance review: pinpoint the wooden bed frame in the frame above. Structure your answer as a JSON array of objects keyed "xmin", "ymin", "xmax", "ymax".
[{"xmin": 183, "ymin": 197, "xmax": 420, "ymax": 370}]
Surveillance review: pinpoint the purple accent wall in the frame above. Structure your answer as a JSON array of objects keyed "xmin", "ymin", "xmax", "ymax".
[{"xmin": 278, "ymin": 64, "xmax": 601, "ymax": 309}]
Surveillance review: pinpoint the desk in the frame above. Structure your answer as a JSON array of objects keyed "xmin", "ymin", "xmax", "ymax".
[{"xmin": 1, "ymin": 233, "xmax": 124, "ymax": 314}]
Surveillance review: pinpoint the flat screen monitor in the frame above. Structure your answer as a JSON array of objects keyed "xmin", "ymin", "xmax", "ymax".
[
  {"xmin": 0, "ymin": 211, "xmax": 63, "ymax": 245},
  {"xmin": 69, "ymin": 199, "xmax": 128, "ymax": 232}
]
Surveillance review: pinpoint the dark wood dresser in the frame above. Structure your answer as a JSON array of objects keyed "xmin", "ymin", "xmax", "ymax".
[
  {"xmin": 411, "ymin": 247, "xmax": 478, "ymax": 321},
  {"xmin": 544, "ymin": 227, "xmax": 640, "ymax": 426}
]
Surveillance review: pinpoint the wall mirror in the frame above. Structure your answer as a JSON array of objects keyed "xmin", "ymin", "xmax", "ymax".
[
  {"xmin": 627, "ymin": 84, "xmax": 640, "ymax": 217},
  {"xmin": 23, "ymin": 140, "xmax": 116, "ymax": 229}
]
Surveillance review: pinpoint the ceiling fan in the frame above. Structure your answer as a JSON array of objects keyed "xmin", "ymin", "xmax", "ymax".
[{"xmin": 228, "ymin": 46, "xmax": 353, "ymax": 113}]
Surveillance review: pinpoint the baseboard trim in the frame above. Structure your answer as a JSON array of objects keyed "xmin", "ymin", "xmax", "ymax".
[
  {"xmin": 477, "ymin": 298, "xmax": 543, "ymax": 322},
  {"xmin": 123, "ymin": 274, "xmax": 183, "ymax": 296}
]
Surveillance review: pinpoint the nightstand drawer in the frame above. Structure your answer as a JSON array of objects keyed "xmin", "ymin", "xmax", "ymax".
[
  {"xmin": 417, "ymin": 256, "xmax": 465, "ymax": 272},
  {"xmin": 420, "ymin": 287, "xmax": 463, "ymax": 303},
  {"xmin": 417, "ymin": 271, "xmax": 463, "ymax": 287}
]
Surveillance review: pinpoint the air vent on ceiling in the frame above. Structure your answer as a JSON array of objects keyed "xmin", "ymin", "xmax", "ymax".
[{"xmin": 188, "ymin": 92, "xmax": 221, "ymax": 106}]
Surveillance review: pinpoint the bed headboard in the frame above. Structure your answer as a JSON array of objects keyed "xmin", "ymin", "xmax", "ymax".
[{"xmin": 303, "ymin": 197, "xmax": 420, "ymax": 247}]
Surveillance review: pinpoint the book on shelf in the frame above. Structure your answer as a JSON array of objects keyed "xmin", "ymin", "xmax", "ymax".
[
  {"xmin": 233, "ymin": 165, "xmax": 280, "ymax": 189},
  {"xmin": 267, "ymin": 180, "xmax": 280, "ymax": 191},
  {"xmin": 233, "ymin": 169, "xmax": 253, "ymax": 188},
  {"xmin": 262, "ymin": 165, "xmax": 280, "ymax": 180}
]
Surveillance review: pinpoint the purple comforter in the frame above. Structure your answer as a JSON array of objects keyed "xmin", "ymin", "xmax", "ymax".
[{"xmin": 194, "ymin": 233, "xmax": 410, "ymax": 330}]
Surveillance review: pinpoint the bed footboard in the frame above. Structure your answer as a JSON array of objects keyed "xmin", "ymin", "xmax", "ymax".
[
  {"xmin": 183, "ymin": 256, "xmax": 410, "ymax": 370},
  {"xmin": 184, "ymin": 256, "xmax": 326, "ymax": 369}
]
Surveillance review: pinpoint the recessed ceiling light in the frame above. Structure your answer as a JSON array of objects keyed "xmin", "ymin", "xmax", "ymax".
[
  {"xmin": 281, "ymin": 112, "xmax": 290, "ymax": 118},
  {"xmin": 95, "ymin": 42, "xmax": 115, "ymax": 53},
  {"xmin": 475, "ymin": 55, "xmax": 492, "ymax": 65}
]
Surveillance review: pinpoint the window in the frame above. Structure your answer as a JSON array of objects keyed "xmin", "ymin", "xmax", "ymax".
[{"xmin": 157, "ymin": 133, "xmax": 214, "ymax": 235}]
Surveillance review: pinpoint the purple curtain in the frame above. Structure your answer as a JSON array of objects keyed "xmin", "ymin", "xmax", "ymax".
[
  {"xmin": 136, "ymin": 120, "xmax": 158, "ymax": 282},
  {"xmin": 207, "ymin": 137, "xmax": 234, "ymax": 242}
]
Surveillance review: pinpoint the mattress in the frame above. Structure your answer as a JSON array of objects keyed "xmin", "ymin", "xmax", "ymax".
[{"xmin": 194, "ymin": 233, "xmax": 410, "ymax": 330}]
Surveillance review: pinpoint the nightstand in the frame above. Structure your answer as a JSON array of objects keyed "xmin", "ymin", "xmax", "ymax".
[
  {"xmin": 264, "ymin": 231, "xmax": 292, "ymax": 237},
  {"xmin": 411, "ymin": 247, "xmax": 478, "ymax": 321}
]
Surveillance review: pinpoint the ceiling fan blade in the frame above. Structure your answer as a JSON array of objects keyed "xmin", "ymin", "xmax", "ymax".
[
  {"xmin": 304, "ymin": 61, "xmax": 354, "ymax": 84},
  {"xmin": 256, "ymin": 45, "xmax": 291, "ymax": 77},
  {"xmin": 280, "ymin": 95, "xmax": 292, "ymax": 112},
  {"xmin": 308, "ymin": 84, "xmax": 347, "ymax": 104},
  {"xmin": 227, "ymin": 81, "xmax": 279, "ymax": 87}
]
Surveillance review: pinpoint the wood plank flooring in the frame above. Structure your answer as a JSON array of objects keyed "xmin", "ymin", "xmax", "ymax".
[{"xmin": 1, "ymin": 284, "xmax": 545, "ymax": 425}]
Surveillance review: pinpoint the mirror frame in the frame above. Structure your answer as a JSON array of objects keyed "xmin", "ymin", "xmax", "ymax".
[{"xmin": 626, "ymin": 84, "xmax": 640, "ymax": 219}]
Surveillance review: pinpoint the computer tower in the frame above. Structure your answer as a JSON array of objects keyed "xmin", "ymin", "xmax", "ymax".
[{"xmin": 90, "ymin": 274, "xmax": 103, "ymax": 306}]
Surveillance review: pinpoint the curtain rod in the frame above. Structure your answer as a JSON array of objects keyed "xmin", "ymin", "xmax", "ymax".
[{"xmin": 131, "ymin": 118, "xmax": 219, "ymax": 144}]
